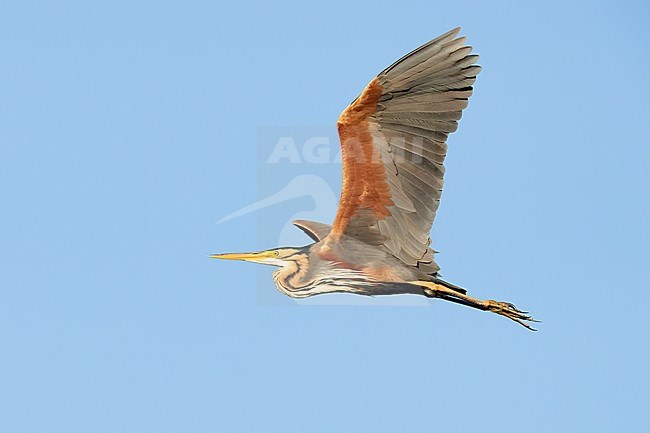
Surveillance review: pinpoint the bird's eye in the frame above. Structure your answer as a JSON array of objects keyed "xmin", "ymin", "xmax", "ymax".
[{"xmin": 273, "ymin": 251, "xmax": 280, "ymax": 257}]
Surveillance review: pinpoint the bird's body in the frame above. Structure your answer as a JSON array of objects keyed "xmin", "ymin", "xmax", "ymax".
[
  {"xmin": 270, "ymin": 237, "xmax": 432, "ymax": 299},
  {"xmin": 213, "ymin": 28, "xmax": 538, "ymax": 330}
]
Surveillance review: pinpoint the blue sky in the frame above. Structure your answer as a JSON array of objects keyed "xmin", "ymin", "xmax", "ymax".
[{"xmin": 1, "ymin": 1, "xmax": 649, "ymax": 432}]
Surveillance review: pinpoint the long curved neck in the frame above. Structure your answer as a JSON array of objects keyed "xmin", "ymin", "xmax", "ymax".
[{"xmin": 272, "ymin": 253, "xmax": 311, "ymax": 298}]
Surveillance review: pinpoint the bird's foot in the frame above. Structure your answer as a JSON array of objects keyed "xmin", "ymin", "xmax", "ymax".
[
  {"xmin": 485, "ymin": 300, "xmax": 539, "ymax": 331},
  {"xmin": 409, "ymin": 280, "xmax": 539, "ymax": 331}
]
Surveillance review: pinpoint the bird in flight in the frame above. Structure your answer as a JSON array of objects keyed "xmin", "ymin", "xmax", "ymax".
[{"xmin": 212, "ymin": 28, "xmax": 537, "ymax": 330}]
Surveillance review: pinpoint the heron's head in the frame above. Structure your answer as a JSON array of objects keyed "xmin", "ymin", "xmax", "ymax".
[{"xmin": 210, "ymin": 247, "xmax": 305, "ymax": 267}]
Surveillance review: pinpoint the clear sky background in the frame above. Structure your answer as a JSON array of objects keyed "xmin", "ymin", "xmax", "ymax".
[{"xmin": 2, "ymin": 1, "xmax": 649, "ymax": 432}]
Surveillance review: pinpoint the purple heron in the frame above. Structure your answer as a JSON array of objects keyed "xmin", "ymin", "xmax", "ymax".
[{"xmin": 212, "ymin": 28, "xmax": 537, "ymax": 330}]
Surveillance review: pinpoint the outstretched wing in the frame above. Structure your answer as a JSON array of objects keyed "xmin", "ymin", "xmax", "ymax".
[{"xmin": 329, "ymin": 28, "xmax": 480, "ymax": 270}]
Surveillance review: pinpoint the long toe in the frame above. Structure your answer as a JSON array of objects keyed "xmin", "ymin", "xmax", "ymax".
[{"xmin": 486, "ymin": 300, "xmax": 538, "ymax": 331}]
